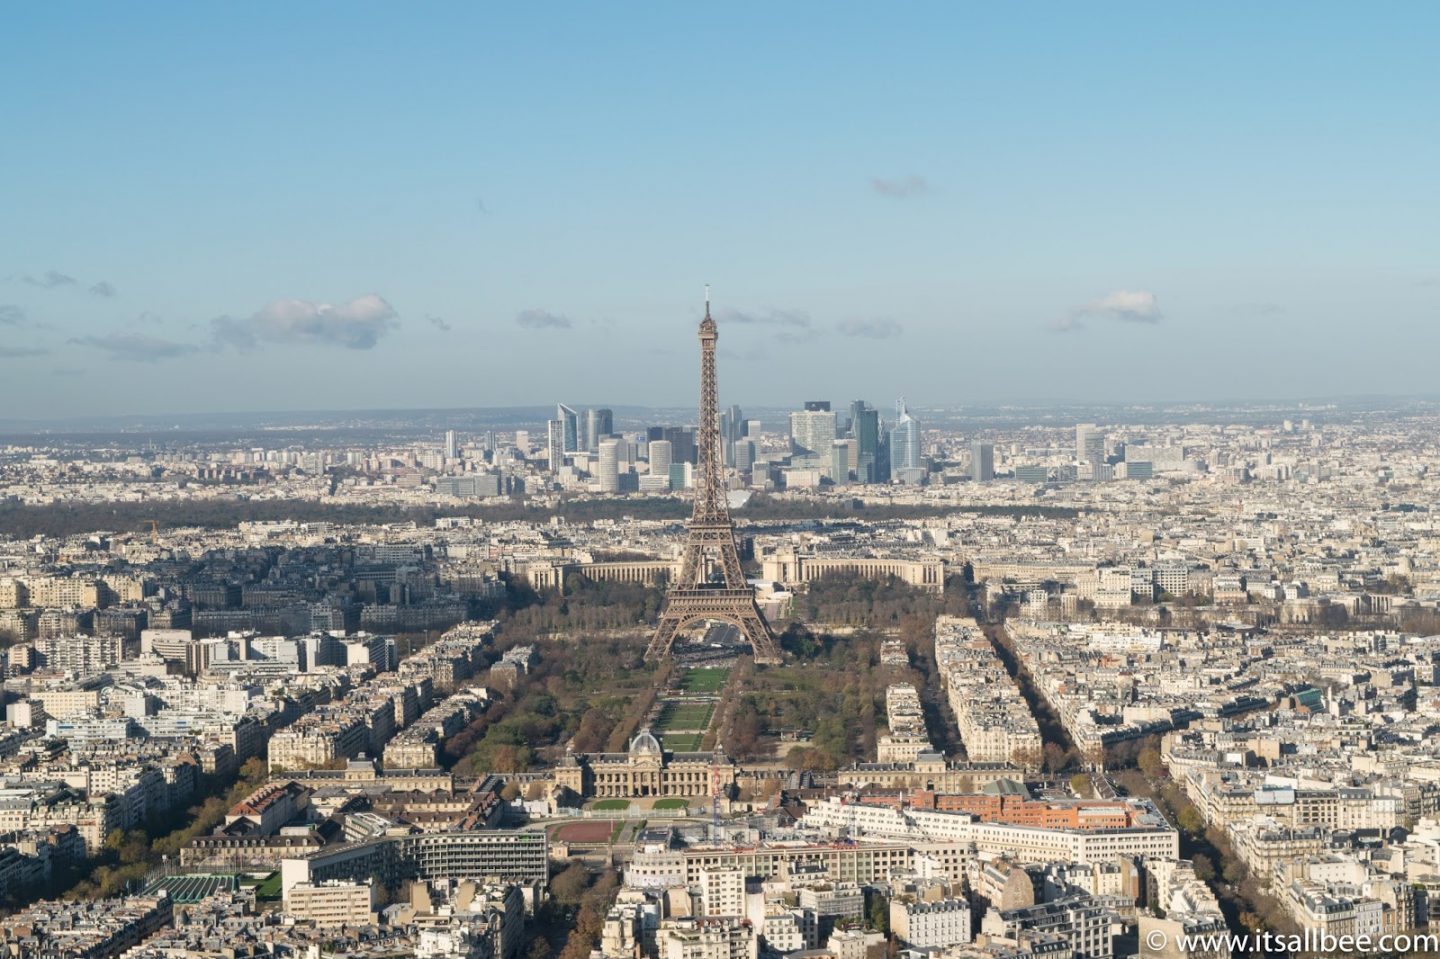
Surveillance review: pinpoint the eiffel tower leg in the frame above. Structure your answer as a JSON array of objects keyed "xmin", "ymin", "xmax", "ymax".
[
  {"xmin": 646, "ymin": 613, "xmax": 684, "ymax": 662},
  {"xmin": 736, "ymin": 608, "xmax": 781, "ymax": 665}
]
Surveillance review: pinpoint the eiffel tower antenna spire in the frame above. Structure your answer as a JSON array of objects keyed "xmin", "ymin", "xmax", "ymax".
[{"xmin": 646, "ymin": 292, "xmax": 780, "ymax": 664}]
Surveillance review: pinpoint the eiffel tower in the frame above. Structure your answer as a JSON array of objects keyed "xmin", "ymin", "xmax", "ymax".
[{"xmin": 645, "ymin": 295, "xmax": 781, "ymax": 664}]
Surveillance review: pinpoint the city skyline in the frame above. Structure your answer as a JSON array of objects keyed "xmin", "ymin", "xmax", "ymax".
[
  {"xmin": 7, "ymin": 6, "xmax": 1440, "ymax": 955},
  {"xmin": 4, "ymin": 4, "xmax": 1439, "ymax": 418}
]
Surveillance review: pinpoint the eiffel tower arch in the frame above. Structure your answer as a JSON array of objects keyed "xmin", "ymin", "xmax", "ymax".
[{"xmin": 645, "ymin": 297, "xmax": 781, "ymax": 665}]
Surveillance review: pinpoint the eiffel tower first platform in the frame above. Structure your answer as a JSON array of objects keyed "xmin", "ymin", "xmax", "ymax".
[{"xmin": 645, "ymin": 297, "xmax": 781, "ymax": 665}]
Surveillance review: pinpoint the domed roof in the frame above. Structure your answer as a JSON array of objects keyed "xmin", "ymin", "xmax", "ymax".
[{"xmin": 629, "ymin": 728, "xmax": 663, "ymax": 756}]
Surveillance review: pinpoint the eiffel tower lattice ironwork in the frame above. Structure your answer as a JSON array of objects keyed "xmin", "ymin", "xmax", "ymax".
[{"xmin": 646, "ymin": 296, "xmax": 781, "ymax": 664}]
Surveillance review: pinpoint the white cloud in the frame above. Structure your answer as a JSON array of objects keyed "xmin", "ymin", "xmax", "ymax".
[
  {"xmin": 1056, "ymin": 289, "xmax": 1162, "ymax": 331},
  {"xmin": 21, "ymin": 270, "xmax": 77, "ymax": 289},
  {"xmin": 716, "ymin": 307, "xmax": 811, "ymax": 329},
  {"xmin": 212, "ymin": 294, "xmax": 399, "ymax": 350},
  {"xmin": 515, "ymin": 309, "xmax": 572, "ymax": 330},
  {"xmin": 72, "ymin": 331, "xmax": 201, "ymax": 361},
  {"xmin": 870, "ymin": 175, "xmax": 932, "ymax": 198},
  {"xmin": 837, "ymin": 318, "xmax": 903, "ymax": 339}
]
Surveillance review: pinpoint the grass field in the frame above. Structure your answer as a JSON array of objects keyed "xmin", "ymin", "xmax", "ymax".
[
  {"xmin": 653, "ymin": 797, "xmax": 690, "ymax": 810},
  {"xmin": 679, "ymin": 668, "xmax": 730, "ymax": 693},
  {"xmin": 659, "ymin": 732, "xmax": 704, "ymax": 750},
  {"xmin": 655, "ymin": 701, "xmax": 714, "ymax": 731},
  {"xmin": 592, "ymin": 798, "xmax": 631, "ymax": 811},
  {"xmin": 254, "ymin": 873, "xmax": 282, "ymax": 900}
]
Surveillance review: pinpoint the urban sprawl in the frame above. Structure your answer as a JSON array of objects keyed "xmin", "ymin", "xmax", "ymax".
[{"xmin": 2, "ymin": 387, "xmax": 1440, "ymax": 959}]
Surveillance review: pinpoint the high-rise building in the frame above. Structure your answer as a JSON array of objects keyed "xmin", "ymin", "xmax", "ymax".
[
  {"xmin": 514, "ymin": 430, "xmax": 530, "ymax": 454},
  {"xmin": 830, "ymin": 441, "xmax": 850, "ymax": 485},
  {"xmin": 718, "ymin": 404, "xmax": 743, "ymax": 466},
  {"xmin": 648, "ymin": 439, "xmax": 674, "ymax": 482},
  {"xmin": 583, "ymin": 408, "xmax": 614, "ymax": 452},
  {"xmin": 443, "ymin": 430, "xmax": 458, "ymax": 459},
  {"xmin": 875, "ymin": 426, "xmax": 892, "ymax": 483},
  {"xmin": 557, "ymin": 404, "xmax": 579, "ymax": 453},
  {"xmin": 648, "ymin": 426, "xmax": 697, "ymax": 465},
  {"xmin": 597, "ymin": 439, "xmax": 621, "ymax": 493},
  {"xmin": 889, "ymin": 401, "xmax": 922, "ymax": 476},
  {"xmin": 790, "ymin": 408, "xmax": 837, "ymax": 458},
  {"xmin": 1076, "ymin": 423, "xmax": 1105, "ymax": 480},
  {"xmin": 546, "ymin": 420, "xmax": 566, "ymax": 473},
  {"xmin": 971, "ymin": 441, "xmax": 995, "ymax": 482},
  {"xmin": 850, "ymin": 401, "xmax": 880, "ymax": 483}
]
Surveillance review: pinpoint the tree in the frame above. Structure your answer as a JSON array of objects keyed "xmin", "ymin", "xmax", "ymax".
[
  {"xmin": 550, "ymin": 863, "xmax": 591, "ymax": 906},
  {"xmin": 527, "ymin": 936, "xmax": 553, "ymax": 959},
  {"xmin": 1191, "ymin": 854, "xmax": 1216, "ymax": 882},
  {"xmin": 1043, "ymin": 742, "xmax": 1068, "ymax": 774},
  {"xmin": 1222, "ymin": 859, "xmax": 1247, "ymax": 885},
  {"xmin": 1177, "ymin": 806, "xmax": 1205, "ymax": 836},
  {"xmin": 1138, "ymin": 746, "xmax": 1165, "ymax": 779},
  {"xmin": 868, "ymin": 894, "xmax": 889, "ymax": 933},
  {"xmin": 1069, "ymin": 773, "xmax": 1090, "ymax": 798}
]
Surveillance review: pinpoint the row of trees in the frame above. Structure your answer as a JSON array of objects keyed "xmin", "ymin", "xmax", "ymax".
[
  {"xmin": 796, "ymin": 572, "xmax": 975, "ymax": 627},
  {"xmin": 529, "ymin": 865, "xmax": 620, "ymax": 959},
  {"xmin": 54, "ymin": 756, "xmax": 269, "ymax": 902},
  {"xmin": 0, "ymin": 493, "xmax": 1078, "ymax": 540},
  {"xmin": 447, "ymin": 635, "xmax": 658, "ymax": 775},
  {"xmin": 1109, "ymin": 739, "xmax": 1299, "ymax": 938}
]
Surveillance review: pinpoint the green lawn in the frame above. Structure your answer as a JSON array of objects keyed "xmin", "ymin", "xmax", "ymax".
[
  {"xmin": 655, "ymin": 701, "xmax": 714, "ymax": 731},
  {"xmin": 679, "ymin": 668, "xmax": 730, "ymax": 693},
  {"xmin": 659, "ymin": 732, "xmax": 704, "ymax": 751},
  {"xmin": 254, "ymin": 872, "xmax": 282, "ymax": 901},
  {"xmin": 592, "ymin": 799, "xmax": 631, "ymax": 811},
  {"xmin": 653, "ymin": 797, "xmax": 690, "ymax": 810}
]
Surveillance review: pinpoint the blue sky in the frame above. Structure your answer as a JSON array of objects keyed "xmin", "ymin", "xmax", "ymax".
[{"xmin": 2, "ymin": 3, "xmax": 1437, "ymax": 418}]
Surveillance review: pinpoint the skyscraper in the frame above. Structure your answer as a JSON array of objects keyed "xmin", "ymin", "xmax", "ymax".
[
  {"xmin": 648, "ymin": 439, "xmax": 674, "ymax": 483},
  {"xmin": 583, "ymin": 408, "xmax": 613, "ymax": 452},
  {"xmin": 1076, "ymin": 423, "xmax": 1105, "ymax": 481},
  {"xmin": 889, "ymin": 400, "xmax": 922, "ymax": 477},
  {"xmin": 557, "ymin": 404, "xmax": 579, "ymax": 453},
  {"xmin": 597, "ymin": 438, "xmax": 621, "ymax": 492},
  {"xmin": 830, "ymin": 440, "xmax": 850, "ymax": 485},
  {"xmin": 546, "ymin": 419, "xmax": 566, "ymax": 473},
  {"xmin": 719, "ymin": 404, "xmax": 742, "ymax": 466},
  {"xmin": 850, "ymin": 401, "xmax": 879, "ymax": 483},
  {"xmin": 647, "ymin": 426, "xmax": 697, "ymax": 465},
  {"xmin": 971, "ymin": 441, "xmax": 995, "ymax": 482},
  {"xmin": 790, "ymin": 408, "xmax": 837, "ymax": 458},
  {"xmin": 443, "ymin": 430, "xmax": 458, "ymax": 459}
]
